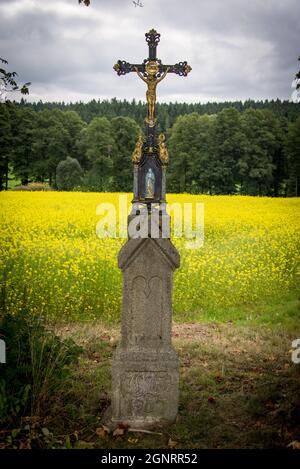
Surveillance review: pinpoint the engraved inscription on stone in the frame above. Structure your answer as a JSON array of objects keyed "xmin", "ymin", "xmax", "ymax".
[{"xmin": 121, "ymin": 371, "xmax": 171, "ymax": 418}]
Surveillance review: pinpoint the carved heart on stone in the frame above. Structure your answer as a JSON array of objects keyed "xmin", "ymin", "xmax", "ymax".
[{"xmin": 134, "ymin": 275, "xmax": 161, "ymax": 298}]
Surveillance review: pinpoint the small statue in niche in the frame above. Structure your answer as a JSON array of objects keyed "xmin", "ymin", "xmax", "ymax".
[
  {"xmin": 145, "ymin": 168, "xmax": 155, "ymax": 199},
  {"xmin": 132, "ymin": 134, "xmax": 144, "ymax": 164},
  {"xmin": 158, "ymin": 133, "xmax": 169, "ymax": 164}
]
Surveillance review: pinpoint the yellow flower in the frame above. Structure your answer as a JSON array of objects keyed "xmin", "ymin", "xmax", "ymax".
[{"xmin": 0, "ymin": 192, "xmax": 299, "ymax": 323}]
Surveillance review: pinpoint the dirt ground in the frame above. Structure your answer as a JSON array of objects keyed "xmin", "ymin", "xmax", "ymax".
[
  {"xmin": 45, "ymin": 321, "xmax": 300, "ymax": 449},
  {"xmin": 1, "ymin": 321, "xmax": 299, "ymax": 449}
]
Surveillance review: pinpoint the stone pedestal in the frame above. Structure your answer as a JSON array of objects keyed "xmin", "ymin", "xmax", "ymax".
[{"xmin": 110, "ymin": 238, "xmax": 180, "ymax": 427}]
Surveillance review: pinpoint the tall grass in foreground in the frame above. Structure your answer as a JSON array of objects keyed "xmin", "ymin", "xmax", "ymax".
[{"xmin": 0, "ymin": 309, "xmax": 82, "ymax": 425}]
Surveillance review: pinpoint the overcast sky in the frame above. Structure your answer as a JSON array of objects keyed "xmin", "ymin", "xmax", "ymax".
[{"xmin": 1, "ymin": 0, "xmax": 299, "ymax": 103}]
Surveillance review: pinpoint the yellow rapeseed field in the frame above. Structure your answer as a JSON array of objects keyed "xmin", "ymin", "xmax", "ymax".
[{"xmin": 0, "ymin": 192, "xmax": 299, "ymax": 324}]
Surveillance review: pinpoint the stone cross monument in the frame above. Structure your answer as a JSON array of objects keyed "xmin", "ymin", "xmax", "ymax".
[{"xmin": 109, "ymin": 29, "xmax": 191, "ymax": 428}]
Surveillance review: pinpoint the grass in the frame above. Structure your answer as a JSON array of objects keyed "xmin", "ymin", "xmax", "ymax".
[
  {"xmin": 182, "ymin": 289, "xmax": 300, "ymax": 329},
  {"xmin": 2, "ymin": 317, "xmax": 299, "ymax": 449}
]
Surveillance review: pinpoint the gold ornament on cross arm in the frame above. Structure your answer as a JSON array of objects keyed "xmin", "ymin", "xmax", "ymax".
[{"xmin": 113, "ymin": 63, "xmax": 120, "ymax": 73}]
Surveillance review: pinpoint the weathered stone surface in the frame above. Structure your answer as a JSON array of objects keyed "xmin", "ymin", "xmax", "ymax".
[{"xmin": 109, "ymin": 237, "xmax": 180, "ymax": 427}]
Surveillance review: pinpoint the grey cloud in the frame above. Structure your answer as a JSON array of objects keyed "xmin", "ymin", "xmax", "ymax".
[{"xmin": 1, "ymin": 0, "xmax": 299, "ymax": 103}]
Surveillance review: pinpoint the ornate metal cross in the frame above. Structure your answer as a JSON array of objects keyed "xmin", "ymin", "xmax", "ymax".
[{"xmin": 113, "ymin": 29, "xmax": 191, "ymax": 206}]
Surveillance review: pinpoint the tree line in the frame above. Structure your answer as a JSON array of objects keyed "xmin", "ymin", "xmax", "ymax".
[
  {"xmin": 19, "ymin": 97, "xmax": 300, "ymax": 133},
  {"xmin": 168, "ymin": 109, "xmax": 300, "ymax": 196},
  {"xmin": 0, "ymin": 100, "xmax": 299, "ymax": 196}
]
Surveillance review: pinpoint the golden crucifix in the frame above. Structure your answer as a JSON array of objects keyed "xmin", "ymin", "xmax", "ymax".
[
  {"xmin": 134, "ymin": 61, "xmax": 169, "ymax": 126},
  {"xmin": 113, "ymin": 29, "xmax": 191, "ymax": 128}
]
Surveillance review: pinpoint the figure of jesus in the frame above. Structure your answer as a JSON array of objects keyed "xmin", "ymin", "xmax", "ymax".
[{"xmin": 135, "ymin": 61, "xmax": 169, "ymax": 125}]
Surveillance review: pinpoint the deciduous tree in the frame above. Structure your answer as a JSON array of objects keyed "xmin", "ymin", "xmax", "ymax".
[{"xmin": 56, "ymin": 156, "xmax": 83, "ymax": 191}]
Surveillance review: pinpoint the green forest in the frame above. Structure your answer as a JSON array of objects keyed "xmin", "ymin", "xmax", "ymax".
[{"xmin": 1, "ymin": 98, "xmax": 300, "ymax": 196}]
